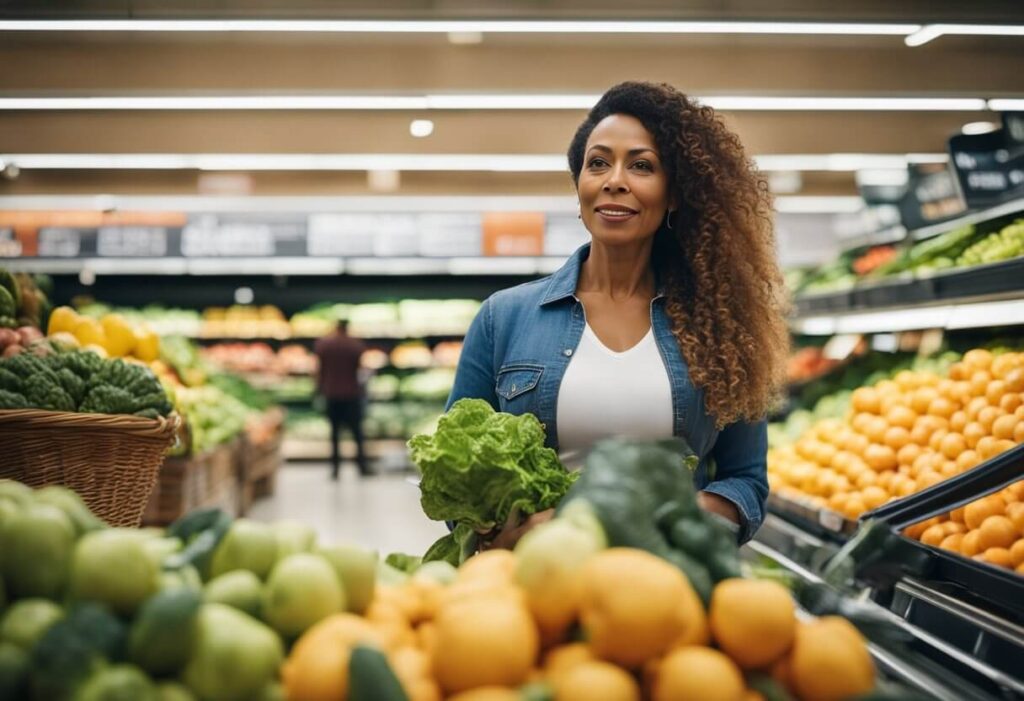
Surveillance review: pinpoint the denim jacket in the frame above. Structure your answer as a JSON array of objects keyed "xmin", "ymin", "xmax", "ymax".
[{"xmin": 447, "ymin": 244, "xmax": 769, "ymax": 542}]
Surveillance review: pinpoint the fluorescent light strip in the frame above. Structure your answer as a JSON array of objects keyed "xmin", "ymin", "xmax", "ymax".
[
  {"xmin": 906, "ymin": 23, "xmax": 1024, "ymax": 47},
  {"xmin": 0, "ymin": 94, "xmax": 992, "ymax": 112},
  {"xmin": 0, "ymin": 153, "xmax": 947, "ymax": 174},
  {"xmin": 988, "ymin": 99, "xmax": 1024, "ymax": 112},
  {"xmin": 0, "ymin": 19, "xmax": 921, "ymax": 35}
]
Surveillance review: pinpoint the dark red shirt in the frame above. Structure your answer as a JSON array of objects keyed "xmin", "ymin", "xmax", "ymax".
[{"xmin": 314, "ymin": 332, "xmax": 366, "ymax": 400}]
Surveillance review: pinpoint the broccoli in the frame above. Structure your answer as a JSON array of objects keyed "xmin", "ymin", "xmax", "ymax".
[{"xmin": 29, "ymin": 603, "xmax": 126, "ymax": 701}]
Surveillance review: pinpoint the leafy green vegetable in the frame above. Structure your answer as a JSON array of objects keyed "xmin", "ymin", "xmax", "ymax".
[
  {"xmin": 29, "ymin": 603, "xmax": 126, "ymax": 701},
  {"xmin": 384, "ymin": 553, "xmax": 422, "ymax": 574},
  {"xmin": 410, "ymin": 399, "xmax": 576, "ymax": 565}
]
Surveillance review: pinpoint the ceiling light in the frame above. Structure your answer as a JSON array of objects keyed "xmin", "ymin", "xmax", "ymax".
[
  {"xmin": 702, "ymin": 96, "xmax": 986, "ymax": 111},
  {"xmin": 409, "ymin": 119, "xmax": 434, "ymax": 137},
  {"xmin": 906, "ymin": 23, "xmax": 1024, "ymax": 47},
  {"xmin": 988, "ymin": 99, "xmax": 1024, "ymax": 112},
  {"xmin": 773, "ymin": 196, "xmax": 863, "ymax": 213},
  {"xmin": 0, "ymin": 152, "xmax": 950, "ymax": 173},
  {"xmin": 0, "ymin": 94, "xmax": 995, "ymax": 112},
  {"xmin": 447, "ymin": 31, "xmax": 483, "ymax": 44},
  {"xmin": 367, "ymin": 169, "xmax": 401, "ymax": 192},
  {"xmin": 0, "ymin": 19, "xmax": 922, "ymax": 35},
  {"xmin": 961, "ymin": 121, "xmax": 1000, "ymax": 135}
]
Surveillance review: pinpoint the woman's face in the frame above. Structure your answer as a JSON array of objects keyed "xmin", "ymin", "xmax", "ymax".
[{"xmin": 577, "ymin": 113, "xmax": 673, "ymax": 246}]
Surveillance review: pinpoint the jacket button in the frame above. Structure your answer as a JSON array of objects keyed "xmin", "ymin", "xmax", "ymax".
[
  {"xmin": 510, "ymin": 384, "xmax": 517, "ymax": 392},
  {"xmin": 564, "ymin": 348, "xmax": 573, "ymax": 357}
]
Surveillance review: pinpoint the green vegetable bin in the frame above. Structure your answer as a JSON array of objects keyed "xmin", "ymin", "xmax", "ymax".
[{"xmin": 0, "ymin": 408, "xmax": 180, "ymax": 526}]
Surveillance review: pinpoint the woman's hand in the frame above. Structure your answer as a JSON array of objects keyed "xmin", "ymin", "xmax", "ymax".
[
  {"xmin": 697, "ymin": 491, "xmax": 740, "ymax": 525},
  {"xmin": 481, "ymin": 508, "xmax": 556, "ymax": 551}
]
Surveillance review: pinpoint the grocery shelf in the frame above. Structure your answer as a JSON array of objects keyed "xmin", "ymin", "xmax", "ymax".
[
  {"xmin": 910, "ymin": 196, "xmax": 1024, "ymax": 242},
  {"xmin": 189, "ymin": 333, "xmax": 466, "ymax": 345}
]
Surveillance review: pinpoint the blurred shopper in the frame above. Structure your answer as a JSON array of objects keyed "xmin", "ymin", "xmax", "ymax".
[{"xmin": 315, "ymin": 319, "xmax": 370, "ymax": 479}]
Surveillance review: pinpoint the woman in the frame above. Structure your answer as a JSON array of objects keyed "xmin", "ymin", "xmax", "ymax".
[{"xmin": 448, "ymin": 81, "xmax": 789, "ymax": 547}]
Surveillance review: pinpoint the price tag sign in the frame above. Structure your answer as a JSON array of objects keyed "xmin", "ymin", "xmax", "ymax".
[
  {"xmin": 97, "ymin": 227, "xmax": 169, "ymax": 257},
  {"xmin": 0, "ymin": 229, "xmax": 21, "ymax": 258},
  {"xmin": 898, "ymin": 163, "xmax": 967, "ymax": 231},
  {"xmin": 948, "ymin": 127, "xmax": 1023, "ymax": 208},
  {"xmin": 181, "ymin": 217, "xmax": 274, "ymax": 257},
  {"xmin": 37, "ymin": 228, "xmax": 84, "ymax": 258},
  {"xmin": 819, "ymin": 509, "xmax": 845, "ymax": 532},
  {"xmin": 307, "ymin": 214, "xmax": 377, "ymax": 256},
  {"xmin": 822, "ymin": 334, "xmax": 862, "ymax": 361},
  {"xmin": 418, "ymin": 213, "xmax": 482, "ymax": 257}
]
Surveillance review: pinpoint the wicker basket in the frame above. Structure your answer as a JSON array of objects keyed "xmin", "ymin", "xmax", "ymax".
[{"xmin": 0, "ymin": 409, "xmax": 181, "ymax": 527}]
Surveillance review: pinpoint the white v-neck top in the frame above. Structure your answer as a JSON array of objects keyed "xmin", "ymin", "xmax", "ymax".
[{"xmin": 556, "ymin": 323, "xmax": 674, "ymax": 469}]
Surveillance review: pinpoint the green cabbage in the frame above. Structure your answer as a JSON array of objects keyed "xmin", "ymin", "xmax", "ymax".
[{"xmin": 409, "ymin": 398, "xmax": 576, "ymax": 565}]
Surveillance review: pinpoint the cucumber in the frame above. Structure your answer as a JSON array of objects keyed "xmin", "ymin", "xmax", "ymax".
[
  {"xmin": 348, "ymin": 645, "xmax": 408, "ymax": 701},
  {"xmin": 129, "ymin": 587, "xmax": 202, "ymax": 676}
]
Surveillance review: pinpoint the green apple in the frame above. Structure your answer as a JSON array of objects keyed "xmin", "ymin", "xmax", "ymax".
[
  {"xmin": 0, "ymin": 503, "xmax": 75, "ymax": 600},
  {"xmin": 317, "ymin": 544, "xmax": 378, "ymax": 614},
  {"xmin": 203, "ymin": 570, "xmax": 263, "ymax": 619},
  {"xmin": 70, "ymin": 529, "xmax": 161, "ymax": 616},
  {"xmin": 209, "ymin": 519, "xmax": 278, "ymax": 581},
  {"xmin": 263, "ymin": 553, "xmax": 344, "ymax": 639}
]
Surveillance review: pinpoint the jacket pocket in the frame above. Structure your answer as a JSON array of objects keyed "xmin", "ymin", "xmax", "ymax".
[{"xmin": 495, "ymin": 363, "xmax": 544, "ymax": 401}]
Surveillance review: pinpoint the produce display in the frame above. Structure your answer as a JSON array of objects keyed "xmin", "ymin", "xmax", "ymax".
[
  {"xmin": 201, "ymin": 305, "xmax": 292, "ymax": 339},
  {"xmin": 792, "ymin": 217, "xmax": 1024, "ymax": 299},
  {"xmin": 51, "ymin": 305, "xmax": 161, "ymax": 362},
  {"xmin": 769, "ymin": 348, "xmax": 1024, "ymax": 521},
  {"xmin": 0, "ymin": 348, "xmax": 173, "ymax": 418},
  {"xmin": 903, "ymin": 479, "xmax": 1024, "ymax": 574},
  {"xmin": 0, "ymin": 428, "xmax": 896, "ymax": 701},
  {"xmin": 786, "ymin": 346, "xmax": 842, "ymax": 385},
  {"xmin": 173, "ymin": 385, "xmax": 253, "ymax": 454},
  {"xmin": 201, "ymin": 343, "xmax": 317, "ymax": 376},
  {"xmin": 0, "ymin": 269, "xmax": 51, "ymax": 333}
]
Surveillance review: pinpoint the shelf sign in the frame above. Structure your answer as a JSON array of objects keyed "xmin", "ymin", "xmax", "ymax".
[
  {"xmin": 822, "ymin": 333, "xmax": 862, "ymax": 361},
  {"xmin": 97, "ymin": 226, "xmax": 169, "ymax": 257},
  {"xmin": 898, "ymin": 163, "xmax": 967, "ymax": 231},
  {"xmin": 482, "ymin": 212, "xmax": 545, "ymax": 256},
  {"xmin": 948, "ymin": 115, "xmax": 1024, "ymax": 208}
]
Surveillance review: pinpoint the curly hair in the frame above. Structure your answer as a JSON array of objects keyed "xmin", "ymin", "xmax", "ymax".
[{"xmin": 568, "ymin": 81, "xmax": 789, "ymax": 427}]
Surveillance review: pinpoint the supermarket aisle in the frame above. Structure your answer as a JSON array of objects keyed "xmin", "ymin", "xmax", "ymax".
[{"xmin": 248, "ymin": 463, "xmax": 448, "ymax": 556}]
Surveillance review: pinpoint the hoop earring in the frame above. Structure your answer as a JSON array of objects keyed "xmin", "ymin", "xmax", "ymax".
[{"xmin": 665, "ymin": 209, "xmax": 676, "ymax": 230}]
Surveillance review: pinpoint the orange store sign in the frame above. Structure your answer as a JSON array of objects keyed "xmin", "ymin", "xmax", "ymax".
[{"xmin": 482, "ymin": 212, "xmax": 545, "ymax": 256}]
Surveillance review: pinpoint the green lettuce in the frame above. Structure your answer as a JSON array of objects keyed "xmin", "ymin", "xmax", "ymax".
[{"xmin": 409, "ymin": 398, "xmax": 576, "ymax": 564}]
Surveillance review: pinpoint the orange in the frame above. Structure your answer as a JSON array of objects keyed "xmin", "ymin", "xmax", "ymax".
[
  {"xmin": 991, "ymin": 354, "xmax": 1020, "ymax": 379},
  {"xmin": 964, "ymin": 349, "xmax": 994, "ymax": 370},
  {"xmin": 978, "ymin": 515, "xmax": 1018, "ymax": 551},
  {"xmin": 790, "ymin": 618, "xmax": 874, "ymax": 701},
  {"xmin": 652, "ymin": 647, "xmax": 745, "ymax": 701},
  {"xmin": 976, "ymin": 437, "xmax": 998, "ymax": 461},
  {"xmin": 1010, "ymin": 540, "xmax": 1024, "ymax": 567},
  {"xmin": 876, "ymin": 379, "xmax": 901, "ymax": 396},
  {"xmin": 886, "ymin": 405, "xmax": 917, "ymax": 430},
  {"xmin": 942, "ymin": 521, "xmax": 966, "ymax": 536},
  {"xmin": 1018, "ymin": 563, "xmax": 1024, "ymax": 575},
  {"xmin": 844, "ymin": 497, "xmax": 867, "ymax": 520},
  {"xmin": 979, "ymin": 548, "xmax": 1013, "ymax": 569},
  {"xmin": 844, "ymin": 433, "xmax": 870, "ymax": 456},
  {"xmin": 864, "ymin": 444, "xmax": 898, "ymax": 472},
  {"xmin": 966, "ymin": 397, "xmax": 989, "ymax": 421},
  {"xmin": 895, "ymin": 477, "xmax": 917, "ymax": 498},
  {"xmin": 919, "ymin": 524, "xmax": 946, "ymax": 546},
  {"xmin": 1000, "ymin": 393, "xmax": 1023, "ymax": 414},
  {"xmin": 544, "ymin": 643, "xmax": 596, "ymax": 680},
  {"xmin": 992, "ymin": 414, "xmax": 1017, "ymax": 440},
  {"xmin": 909, "ymin": 423, "xmax": 932, "ymax": 447},
  {"xmin": 710, "ymin": 579, "xmax": 795, "ymax": 670},
  {"xmin": 928, "ymin": 429, "xmax": 950, "ymax": 453},
  {"xmin": 910, "ymin": 388, "xmax": 939, "ymax": 415},
  {"xmin": 432, "ymin": 596, "xmax": 538, "ymax": 694},
  {"xmin": 828, "ymin": 493, "xmax": 850, "ymax": 514},
  {"xmin": 940, "ymin": 461, "xmax": 959, "ymax": 478},
  {"xmin": 861, "ymin": 486, "xmax": 888, "ymax": 511},
  {"xmin": 854, "ymin": 470, "xmax": 878, "ymax": 490},
  {"xmin": 965, "ymin": 422, "xmax": 986, "ymax": 448},
  {"xmin": 281, "ymin": 614, "xmax": 389, "ymax": 701},
  {"xmin": 928, "ymin": 397, "xmax": 957, "ymax": 419},
  {"xmin": 990, "ymin": 439, "xmax": 1016, "ymax": 460},
  {"xmin": 939, "ymin": 432, "xmax": 967, "ymax": 460},
  {"xmin": 965, "ymin": 495, "xmax": 1005, "ymax": 529},
  {"xmin": 950, "ymin": 506, "xmax": 966, "ymax": 523},
  {"xmin": 1015, "ymin": 422, "xmax": 1024, "ymax": 443},
  {"xmin": 863, "ymin": 417, "xmax": 889, "ymax": 445},
  {"xmin": 879, "ymin": 394, "xmax": 905, "ymax": 416},
  {"xmin": 961, "ymin": 530, "xmax": 983, "ymax": 557},
  {"xmin": 551, "ymin": 660, "xmax": 641, "ymax": 701},
  {"xmin": 883, "ymin": 426, "xmax": 912, "ymax": 451},
  {"xmin": 579, "ymin": 549, "xmax": 697, "ymax": 669},
  {"xmin": 977, "ymin": 407, "xmax": 1003, "ymax": 433},
  {"xmin": 949, "ymin": 411, "xmax": 969, "ymax": 433},
  {"xmin": 911, "ymin": 451, "xmax": 935, "ymax": 475},
  {"xmin": 956, "ymin": 450, "xmax": 982, "ymax": 472},
  {"xmin": 851, "ymin": 388, "xmax": 882, "ymax": 415},
  {"xmin": 897, "ymin": 443, "xmax": 922, "ymax": 468},
  {"xmin": 1017, "ymin": 405, "xmax": 1024, "ymax": 420},
  {"xmin": 894, "ymin": 370, "xmax": 919, "ymax": 390},
  {"xmin": 916, "ymin": 471, "xmax": 944, "ymax": 491},
  {"xmin": 951, "ymin": 382, "xmax": 973, "ymax": 406},
  {"xmin": 940, "ymin": 534, "xmax": 964, "ymax": 552},
  {"xmin": 1007, "ymin": 502, "xmax": 1024, "ymax": 532},
  {"xmin": 949, "ymin": 362, "xmax": 969, "ymax": 381},
  {"xmin": 969, "ymin": 372, "xmax": 992, "ymax": 398},
  {"xmin": 986, "ymin": 380, "xmax": 1008, "ymax": 406},
  {"xmin": 1005, "ymin": 368, "xmax": 1024, "ymax": 393}
]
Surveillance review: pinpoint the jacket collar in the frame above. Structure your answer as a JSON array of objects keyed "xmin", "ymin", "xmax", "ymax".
[{"xmin": 539, "ymin": 242, "xmax": 666, "ymax": 306}]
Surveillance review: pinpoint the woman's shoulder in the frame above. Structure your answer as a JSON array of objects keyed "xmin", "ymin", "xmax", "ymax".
[{"xmin": 485, "ymin": 274, "xmax": 556, "ymax": 312}]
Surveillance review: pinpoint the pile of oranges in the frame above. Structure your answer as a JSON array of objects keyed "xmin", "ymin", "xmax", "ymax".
[
  {"xmin": 905, "ymin": 480, "xmax": 1024, "ymax": 573},
  {"xmin": 768, "ymin": 348, "xmax": 1024, "ymax": 522}
]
